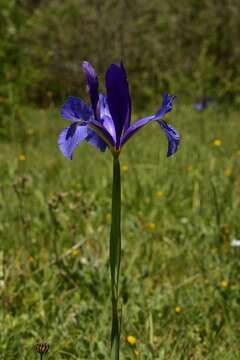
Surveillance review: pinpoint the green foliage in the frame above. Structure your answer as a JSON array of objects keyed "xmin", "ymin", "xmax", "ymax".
[
  {"xmin": 0, "ymin": 0, "xmax": 240, "ymax": 117},
  {"xmin": 20, "ymin": 0, "xmax": 240, "ymax": 106},
  {"xmin": 0, "ymin": 106, "xmax": 240, "ymax": 358}
]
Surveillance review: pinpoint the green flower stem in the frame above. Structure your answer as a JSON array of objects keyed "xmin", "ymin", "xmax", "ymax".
[{"xmin": 110, "ymin": 154, "xmax": 121, "ymax": 360}]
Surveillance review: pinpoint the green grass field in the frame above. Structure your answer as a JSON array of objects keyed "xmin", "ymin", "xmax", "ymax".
[{"xmin": 0, "ymin": 105, "xmax": 240, "ymax": 359}]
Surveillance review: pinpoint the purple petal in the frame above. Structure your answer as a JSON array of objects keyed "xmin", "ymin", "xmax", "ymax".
[
  {"xmin": 105, "ymin": 62, "xmax": 131, "ymax": 146},
  {"xmin": 58, "ymin": 122, "xmax": 88, "ymax": 160},
  {"xmin": 121, "ymin": 93, "xmax": 176, "ymax": 146},
  {"xmin": 86, "ymin": 128, "xmax": 108, "ymax": 152},
  {"xmin": 194, "ymin": 96, "xmax": 210, "ymax": 112},
  {"xmin": 99, "ymin": 94, "xmax": 116, "ymax": 143},
  {"xmin": 121, "ymin": 114, "xmax": 154, "ymax": 145},
  {"xmin": 89, "ymin": 119, "xmax": 116, "ymax": 149},
  {"xmin": 61, "ymin": 96, "xmax": 92, "ymax": 122},
  {"xmin": 195, "ymin": 102, "xmax": 203, "ymax": 112},
  {"xmin": 82, "ymin": 61, "xmax": 99, "ymax": 118},
  {"xmin": 158, "ymin": 120, "xmax": 180, "ymax": 157},
  {"xmin": 155, "ymin": 93, "xmax": 176, "ymax": 118}
]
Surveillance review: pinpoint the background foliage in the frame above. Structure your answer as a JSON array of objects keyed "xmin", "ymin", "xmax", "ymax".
[{"xmin": 1, "ymin": 0, "xmax": 240, "ymax": 114}]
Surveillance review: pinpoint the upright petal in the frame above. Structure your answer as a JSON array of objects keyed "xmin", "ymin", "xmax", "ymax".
[
  {"xmin": 86, "ymin": 128, "xmax": 108, "ymax": 152},
  {"xmin": 58, "ymin": 122, "xmax": 88, "ymax": 160},
  {"xmin": 88, "ymin": 119, "xmax": 116, "ymax": 150},
  {"xmin": 61, "ymin": 96, "xmax": 92, "ymax": 122},
  {"xmin": 99, "ymin": 94, "xmax": 116, "ymax": 143},
  {"xmin": 82, "ymin": 61, "xmax": 99, "ymax": 118},
  {"xmin": 121, "ymin": 93, "xmax": 176, "ymax": 146},
  {"xmin": 157, "ymin": 120, "xmax": 180, "ymax": 157},
  {"xmin": 105, "ymin": 62, "xmax": 131, "ymax": 146}
]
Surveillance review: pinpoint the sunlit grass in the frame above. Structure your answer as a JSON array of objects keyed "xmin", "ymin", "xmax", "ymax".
[{"xmin": 0, "ymin": 105, "xmax": 240, "ymax": 359}]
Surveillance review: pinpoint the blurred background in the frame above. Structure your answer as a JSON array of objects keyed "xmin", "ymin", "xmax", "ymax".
[
  {"xmin": 1, "ymin": 1, "xmax": 240, "ymax": 359},
  {"xmin": 1, "ymin": 0, "xmax": 240, "ymax": 120}
]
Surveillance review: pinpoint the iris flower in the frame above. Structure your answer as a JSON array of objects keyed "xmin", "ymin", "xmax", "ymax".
[
  {"xmin": 57, "ymin": 61, "xmax": 180, "ymax": 360},
  {"xmin": 58, "ymin": 61, "xmax": 180, "ymax": 159},
  {"xmin": 195, "ymin": 95, "xmax": 210, "ymax": 112}
]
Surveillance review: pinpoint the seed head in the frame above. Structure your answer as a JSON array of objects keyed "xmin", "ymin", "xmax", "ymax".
[{"xmin": 36, "ymin": 342, "xmax": 49, "ymax": 354}]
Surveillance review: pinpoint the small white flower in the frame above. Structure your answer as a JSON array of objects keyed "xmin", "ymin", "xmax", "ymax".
[
  {"xmin": 80, "ymin": 256, "xmax": 88, "ymax": 265},
  {"xmin": 231, "ymin": 239, "xmax": 240, "ymax": 247}
]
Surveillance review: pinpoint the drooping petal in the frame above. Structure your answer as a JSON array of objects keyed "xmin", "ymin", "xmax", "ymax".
[
  {"xmin": 121, "ymin": 93, "xmax": 176, "ymax": 146},
  {"xmin": 157, "ymin": 120, "xmax": 180, "ymax": 157},
  {"xmin": 61, "ymin": 96, "xmax": 92, "ymax": 122},
  {"xmin": 105, "ymin": 62, "xmax": 131, "ymax": 145},
  {"xmin": 98, "ymin": 94, "xmax": 116, "ymax": 143},
  {"xmin": 82, "ymin": 61, "xmax": 99, "ymax": 118},
  {"xmin": 155, "ymin": 93, "xmax": 176, "ymax": 118},
  {"xmin": 86, "ymin": 128, "xmax": 108, "ymax": 152},
  {"xmin": 58, "ymin": 122, "xmax": 88, "ymax": 160}
]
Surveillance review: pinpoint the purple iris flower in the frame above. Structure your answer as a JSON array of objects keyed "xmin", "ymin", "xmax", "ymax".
[
  {"xmin": 195, "ymin": 96, "xmax": 210, "ymax": 112},
  {"xmin": 58, "ymin": 61, "xmax": 180, "ymax": 159}
]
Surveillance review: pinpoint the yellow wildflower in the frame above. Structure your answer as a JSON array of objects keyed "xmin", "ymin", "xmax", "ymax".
[
  {"xmin": 106, "ymin": 213, "xmax": 112, "ymax": 221},
  {"xmin": 28, "ymin": 256, "xmax": 34, "ymax": 263},
  {"xmin": 71, "ymin": 248, "xmax": 80, "ymax": 257},
  {"xmin": 122, "ymin": 164, "xmax": 129, "ymax": 173},
  {"xmin": 224, "ymin": 168, "xmax": 232, "ymax": 177},
  {"xmin": 186, "ymin": 165, "xmax": 193, "ymax": 172},
  {"xmin": 147, "ymin": 223, "xmax": 156, "ymax": 231},
  {"xmin": 18, "ymin": 154, "xmax": 27, "ymax": 161},
  {"xmin": 134, "ymin": 349, "xmax": 140, "ymax": 356},
  {"xmin": 175, "ymin": 306, "xmax": 182, "ymax": 314},
  {"xmin": 213, "ymin": 139, "xmax": 222, "ymax": 146},
  {"xmin": 155, "ymin": 191, "xmax": 164, "ymax": 199},
  {"xmin": 220, "ymin": 280, "xmax": 229, "ymax": 289},
  {"xmin": 127, "ymin": 335, "xmax": 137, "ymax": 346}
]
